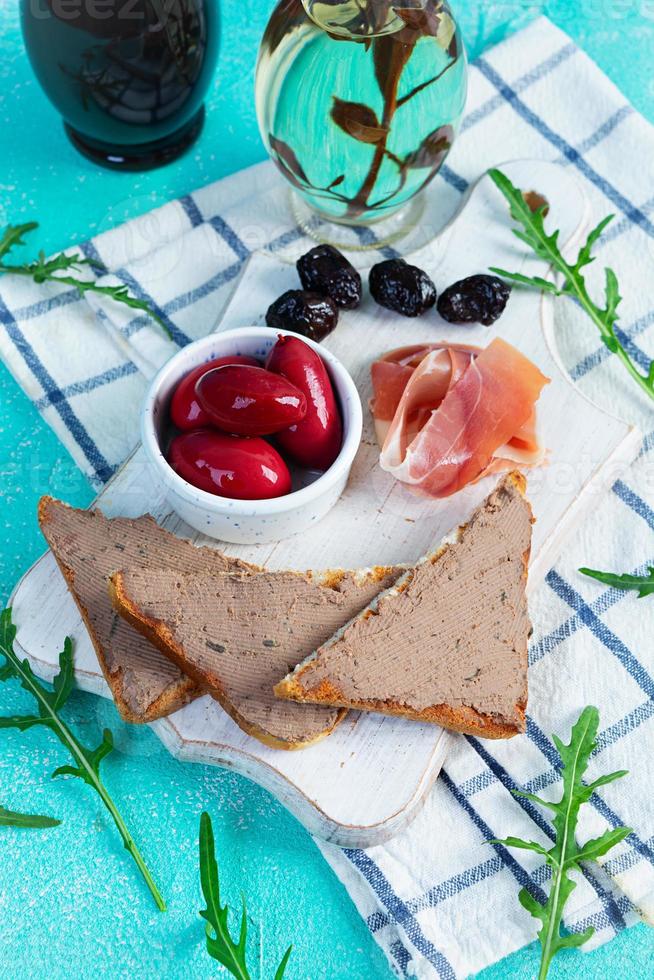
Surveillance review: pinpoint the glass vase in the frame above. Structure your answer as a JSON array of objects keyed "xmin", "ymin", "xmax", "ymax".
[
  {"xmin": 21, "ymin": 0, "xmax": 220, "ymax": 171},
  {"xmin": 255, "ymin": 0, "xmax": 467, "ymax": 247}
]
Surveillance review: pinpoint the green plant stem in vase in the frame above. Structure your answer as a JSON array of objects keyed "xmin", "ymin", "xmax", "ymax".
[{"xmin": 255, "ymin": 0, "xmax": 467, "ymax": 247}]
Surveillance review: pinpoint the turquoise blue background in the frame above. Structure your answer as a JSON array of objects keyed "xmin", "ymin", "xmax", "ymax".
[{"xmin": 0, "ymin": 1, "xmax": 652, "ymax": 976}]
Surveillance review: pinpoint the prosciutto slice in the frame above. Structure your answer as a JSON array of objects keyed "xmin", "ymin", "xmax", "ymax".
[{"xmin": 371, "ymin": 339, "xmax": 549, "ymax": 498}]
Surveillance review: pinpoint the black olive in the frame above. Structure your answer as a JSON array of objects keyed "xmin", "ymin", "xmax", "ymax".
[
  {"xmin": 265, "ymin": 289, "xmax": 339, "ymax": 342},
  {"xmin": 368, "ymin": 259, "xmax": 437, "ymax": 317},
  {"xmin": 437, "ymin": 274, "xmax": 511, "ymax": 326},
  {"xmin": 297, "ymin": 244, "xmax": 362, "ymax": 309}
]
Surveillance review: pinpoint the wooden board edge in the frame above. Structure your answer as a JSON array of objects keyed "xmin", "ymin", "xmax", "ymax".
[
  {"xmin": 529, "ymin": 290, "xmax": 644, "ymax": 589},
  {"xmin": 153, "ymin": 712, "xmax": 455, "ymax": 847},
  {"xmin": 8, "ymin": 557, "xmax": 452, "ymax": 848}
]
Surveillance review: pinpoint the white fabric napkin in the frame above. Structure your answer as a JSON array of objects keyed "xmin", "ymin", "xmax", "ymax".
[{"xmin": 2, "ymin": 17, "xmax": 654, "ymax": 979}]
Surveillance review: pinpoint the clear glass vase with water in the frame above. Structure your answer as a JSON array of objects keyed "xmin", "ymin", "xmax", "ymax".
[{"xmin": 256, "ymin": 0, "xmax": 467, "ymax": 246}]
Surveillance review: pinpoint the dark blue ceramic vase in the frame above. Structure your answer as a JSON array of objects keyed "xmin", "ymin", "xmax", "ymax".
[{"xmin": 21, "ymin": 0, "xmax": 220, "ymax": 170}]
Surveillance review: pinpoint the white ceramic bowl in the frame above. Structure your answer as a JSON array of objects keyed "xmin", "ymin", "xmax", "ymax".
[{"xmin": 141, "ymin": 326, "xmax": 363, "ymax": 544}]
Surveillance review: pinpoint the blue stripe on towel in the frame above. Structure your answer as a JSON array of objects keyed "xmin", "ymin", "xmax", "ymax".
[
  {"xmin": 180, "ymin": 194, "xmax": 204, "ymax": 228},
  {"xmin": 603, "ymin": 834, "xmax": 654, "ymax": 878},
  {"xmin": 575, "ymin": 895, "xmax": 634, "ymax": 936},
  {"xmin": 440, "ymin": 769, "xmax": 549, "ymax": 904},
  {"xmin": 463, "ymin": 43, "xmax": 577, "ymax": 134},
  {"xmin": 562, "ymin": 105, "xmax": 634, "ymax": 160},
  {"xmin": 116, "ymin": 255, "xmax": 246, "ymax": 340},
  {"xmin": 640, "ymin": 429, "xmax": 654, "ymax": 455},
  {"xmin": 78, "ymin": 238, "xmax": 106, "ymax": 271},
  {"xmin": 546, "ymin": 570, "xmax": 654, "ymax": 700},
  {"xmin": 412, "ymin": 855, "xmax": 505, "ymax": 913},
  {"xmin": 34, "ymin": 362, "xmax": 139, "ymax": 411},
  {"xmin": 594, "ymin": 701, "xmax": 654, "ymax": 755},
  {"xmin": 571, "ymin": 308, "xmax": 654, "ymax": 381},
  {"xmin": 389, "ymin": 939, "xmax": 413, "ymax": 977},
  {"xmin": 530, "ymin": 556, "xmax": 654, "ymax": 669},
  {"xmin": 209, "ymin": 215, "xmax": 250, "ymax": 261},
  {"xmin": 266, "ymin": 226, "xmax": 306, "ymax": 252},
  {"xmin": 13, "ymin": 288, "xmax": 81, "ymax": 322},
  {"xmin": 596, "ymin": 194, "xmax": 654, "ymax": 250},
  {"xmin": 438, "ymin": 165, "xmax": 468, "ymax": 194},
  {"xmin": 612, "ymin": 480, "xmax": 654, "ymax": 530},
  {"xmin": 351, "ymin": 226, "xmax": 400, "ymax": 259},
  {"xmin": 115, "ymin": 267, "xmax": 191, "ymax": 347},
  {"xmin": 166, "ymin": 259, "xmax": 244, "ymax": 315},
  {"xmin": 344, "ymin": 849, "xmax": 457, "ymax": 979},
  {"xmin": 475, "ymin": 57, "xmax": 654, "ymax": 238},
  {"xmin": 457, "ymin": 770, "xmax": 496, "ymax": 797},
  {"xmin": 368, "ymin": 854, "xmax": 504, "ymax": 934},
  {"xmin": 0, "ymin": 296, "xmax": 114, "ymax": 483}
]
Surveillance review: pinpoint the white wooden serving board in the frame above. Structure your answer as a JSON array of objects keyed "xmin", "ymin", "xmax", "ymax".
[{"xmin": 10, "ymin": 161, "xmax": 641, "ymax": 848}]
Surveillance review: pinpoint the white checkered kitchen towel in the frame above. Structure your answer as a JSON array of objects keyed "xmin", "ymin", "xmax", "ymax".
[{"xmin": 2, "ymin": 17, "xmax": 654, "ymax": 979}]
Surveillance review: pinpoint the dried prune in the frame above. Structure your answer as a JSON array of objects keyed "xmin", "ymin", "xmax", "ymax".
[
  {"xmin": 437, "ymin": 274, "xmax": 511, "ymax": 326},
  {"xmin": 369, "ymin": 259, "xmax": 436, "ymax": 317},
  {"xmin": 265, "ymin": 289, "xmax": 339, "ymax": 342},
  {"xmin": 297, "ymin": 244, "xmax": 362, "ymax": 309}
]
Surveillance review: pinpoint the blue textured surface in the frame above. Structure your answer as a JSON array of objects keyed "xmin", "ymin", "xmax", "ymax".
[{"xmin": 1, "ymin": 0, "xmax": 653, "ymax": 977}]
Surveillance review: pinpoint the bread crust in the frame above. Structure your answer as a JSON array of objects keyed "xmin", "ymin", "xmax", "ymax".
[
  {"xmin": 40, "ymin": 494, "xmax": 399, "ymax": 742},
  {"xmin": 275, "ymin": 471, "xmax": 532, "ymax": 740},
  {"xmin": 109, "ymin": 572, "xmax": 346, "ymax": 750},
  {"xmin": 40, "ymin": 469, "xmax": 530, "ymax": 741},
  {"xmin": 274, "ymin": 678, "xmax": 525, "ymax": 738},
  {"xmin": 38, "ymin": 496, "xmax": 201, "ymax": 723}
]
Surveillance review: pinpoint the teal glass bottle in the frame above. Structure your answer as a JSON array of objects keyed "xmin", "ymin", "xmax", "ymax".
[{"xmin": 256, "ymin": 0, "xmax": 467, "ymax": 242}]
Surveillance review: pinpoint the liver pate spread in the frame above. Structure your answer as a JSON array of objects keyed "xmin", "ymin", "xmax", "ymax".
[
  {"xmin": 39, "ymin": 497, "xmax": 400, "ymax": 744},
  {"xmin": 38, "ymin": 497, "xmax": 255, "ymax": 721},
  {"xmin": 276, "ymin": 475, "xmax": 532, "ymax": 734},
  {"xmin": 112, "ymin": 565, "xmax": 400, "ymax": 747}
]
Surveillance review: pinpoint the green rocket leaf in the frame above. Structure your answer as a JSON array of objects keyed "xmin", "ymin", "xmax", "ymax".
[
  {"xmin": 0, "ymin": 222, "xmax": 171, "ymax": 338},
  {"xmin": 0, "ymin": 804, "xmax": 60, "ymax": 829},
  {"xmin": 0, "ymin": 608, "xmax": 165, "ymax": 910},
  {"xmin": 199, "ymin": 811, "xmax": 292, "ymax": 979},
  {"xmin": 488, "ymin": 168, "xmax": 654, "ymax": 403},
  {"xmin": 493, "ymin": 706, "xmax": 630, "ymax": 979},
  {"xmin": 579, "ymin": 565, "xmax": 654, "ymax": 598}
]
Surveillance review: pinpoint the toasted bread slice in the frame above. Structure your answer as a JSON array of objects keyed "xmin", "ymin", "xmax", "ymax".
[
  {"xmin": 38, "ymin": 496, "xmax": 401, "ymax": 744},
  {"xmin": 38, "ymin": 497, "xmax": 256, "ymax": 723},
  {"xmin": 110, "ymin": 564, "xmax": 402, "ymax": 750},
  {"xmin": 275, "ymin": 473, "xmax": 533, "ymax": 739}
]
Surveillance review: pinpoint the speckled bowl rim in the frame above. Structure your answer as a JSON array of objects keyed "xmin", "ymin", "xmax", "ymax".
[{"xmin": 140, "ymin": 326, "xmax": 363, "ymax": 515}]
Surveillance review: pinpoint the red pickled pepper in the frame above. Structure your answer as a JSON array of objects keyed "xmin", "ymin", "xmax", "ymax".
[
  {"xmin": 170, "ymin": 355, "xmax": 261, "ymax": 430},
  {"xmin": 265, "ymin": 335, "xmax": 343, "ymax": 470},
  {"xmin": 168, "ymin": 430, "xmax": 292, "ymax": 500},
  {"xmin": 167, "ymin": 336, "xmax": 344, "ymax": 499},
  {"xmin": 196, "ymin": 364, "xmax": 307, "ymax": 436}
]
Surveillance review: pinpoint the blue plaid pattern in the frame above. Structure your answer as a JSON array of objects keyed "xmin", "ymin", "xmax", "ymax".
[{"xmin": 1, "ymin": 17, "xmax": 653, "ymax": 979}]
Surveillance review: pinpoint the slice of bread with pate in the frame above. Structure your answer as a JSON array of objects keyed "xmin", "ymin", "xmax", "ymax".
[
  {"xmin": 109, "ymin": 564, "xmax": 402, "ymax": 750},
  {"xmin": 274, "ymin": 472, "xmax": 533, "ymax": 739},
  {"xmin": 38, "ymin": 497, "xmax": 254, "ymax": 723},
  {"xmin": 39, "ymin": 496, "xmax": 402, "ymax": 747}
]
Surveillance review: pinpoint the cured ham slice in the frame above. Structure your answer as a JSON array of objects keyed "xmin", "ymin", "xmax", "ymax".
[
  {"xmin": 371, "ymin": 339, "xmax": 549, "ymax": 498},
  {"xmin": 371, "ymin": 344, "xmax": 477, "ymax": 449}
]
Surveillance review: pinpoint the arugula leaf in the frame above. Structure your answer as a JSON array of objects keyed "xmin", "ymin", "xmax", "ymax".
[
  {"xmin": 0, "ymin": 608, "xmax": 165, "ymax": 911},
  {"xmin": 493, "ymin": 706, "xmax": 630, "ymax": 980},
  {"xmin": 199, "ymin": 811, "xmax": 292, "ymax": 979},
  {"xmin": 579, "ymin": 565, "xmax": 654, "ymax": 598},
  {"xmin": 0, "ymin": 222, "xmax": 171, "ymax": 339},
  {"xmin": 0, "ymin": 222, "xmax": 38, "ymax": 261},
  {"xmin": 488, "ymin": 168, "xmax": 654, "ymax": 403},
  {"xmin": 0, "ymin": 804, "xmax": 60, "ymax": 828}
]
